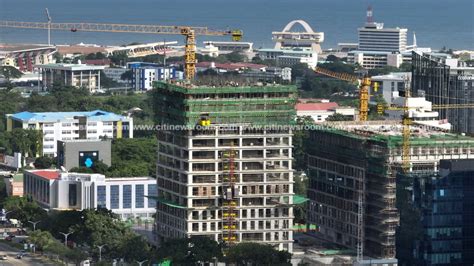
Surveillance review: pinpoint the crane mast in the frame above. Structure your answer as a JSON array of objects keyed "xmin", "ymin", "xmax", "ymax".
[{"xmin": 0, "ymin": 20, "xmax": 242, "ymax": 80}]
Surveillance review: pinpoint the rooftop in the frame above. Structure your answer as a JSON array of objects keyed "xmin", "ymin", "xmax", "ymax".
[
  {"xmin": 9, "ymin": 110, "xmax": 129, "ymax": 123},
  {"xmin": 296, "ymin": 102, "xmax": 339, "ymax": 111},
  {"xmin": 29, "ymin": 170, "xmax": 60, "ymax": 180},
  {"xmin": 321, "ymin": 121, "xmax": 474, "ymax": 145},
  {"xmin": 34, "ymin": 63, "xmax": 105, "ymax": 71},
  {"xmin": 0, "ymin": 43, "xmax": 55, "ymax": 54}
]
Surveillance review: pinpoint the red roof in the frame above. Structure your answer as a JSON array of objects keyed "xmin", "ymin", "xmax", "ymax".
[
  {"xmin": 84, "ymin": 59, "xmax": 111, "ymax": 66},
  {"xmin": 32, "ymin": 170, "xmax": 60, "ymax": 180},
  {"xmin": 296, "ymin": 102, "xmax": 339, "ymax": 111}
]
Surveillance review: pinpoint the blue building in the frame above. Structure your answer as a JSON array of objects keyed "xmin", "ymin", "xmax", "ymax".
[
  {"xmin": 408, "ymin": 159, "xmax": 474, "ymax": 265},
  {"xmin": 127, "ymin": 62, "xmax": 183, "ymax": 91}
]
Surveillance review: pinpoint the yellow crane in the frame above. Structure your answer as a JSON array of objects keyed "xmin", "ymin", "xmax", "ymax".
[
  {"xmin": 385, "ymin": 99, "xmax": 474, "ymax": 172},
  {"xmin": 0, "ymin": 20, "xmax": 243, "ymax": 80},
  {"xmin": 314, "ymin": 66, "xmax": 373, "ymax": 121}
]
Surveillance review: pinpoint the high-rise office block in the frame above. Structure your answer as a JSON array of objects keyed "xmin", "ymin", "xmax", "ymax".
[
  {"xmin": 306, "ymin": 121, "xmax": 474, "ymax": 259},
  {"xmin": 153, "ymin": 81, "xmax": 296, "ymax": 252}
]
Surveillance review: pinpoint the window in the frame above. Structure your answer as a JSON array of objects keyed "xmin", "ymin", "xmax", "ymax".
[
  {"xmin": 123, "ymin": 185, "xmax": 132, "ymax": 209},
  {"xmin": 135, "ymin": 185, "xmax": 144, "ymax": 208},
  {"xmin": 110, "ymin": 185, "xmax": 119, "ymax": 209},
  {"xmin": 148, "ymin": 184, "xmax": 157, "ymax": 208},
  {"xmin": 97, "ymin": 186, "xmax": 106, "ymax": 208},
  {"xmin": 69, "ymin": 184, "xmax": 77, "ymax": 206}
]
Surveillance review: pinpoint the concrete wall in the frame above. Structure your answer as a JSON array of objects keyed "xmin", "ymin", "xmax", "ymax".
[{"xmin": 57, "ymin": 140, "xmax": 111, "ymax": 170}]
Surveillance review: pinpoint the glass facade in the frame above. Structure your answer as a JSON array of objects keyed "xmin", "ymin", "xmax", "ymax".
[
  {"xmin": 97, "ymin": 185, "xmax": 106, "ymax": 208},
  {"xmin": 110, "ymin": 185, "xmax": 119, "ymax": 209},
  {"xmin": 412, "ymin": 52, "xmax": 474, "ymax": 134},
  {"xmin": 135, "ymin": 185, "xmax": 144, "ymax": 208},
  {"xmin": 409, "ymin": 159, "xmax": 474, "ymax": 265},
  {"xmin": 148, "ymin": 184, "xmax": 157, "ymax": 208},
  {"xmin": 123, "ymin": 185, "xmax": 132, "ymax": 209}
]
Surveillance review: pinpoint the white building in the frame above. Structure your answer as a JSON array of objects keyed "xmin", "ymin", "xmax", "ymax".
[
  {"xmin": 202, "ymin": 41, "xmax": 254, "ymax": 55},
  {"xmin": 272, "ymin": 20, "xmax": 324, "ymax": 53},
  {"xmin": 370, "ymin": 72, "xmax": 411, "ymax": 105},
  {"xmin": 6, "ymin": 110, "xmax": 133, "ymax": 157},
  {"xmin": 36, "ymin": 63, "xmax": 106, "ymax": 93},
  {"xmin": 358, "ymin": 23, "xmax": 407, "ymax": 52},
  {"xmin": 23, "ymin": 170, "xmax": 157, "ymax": 219},
  {"xmin": 257, "ymin": 48, "xmax": 318, "ymax": 68},
  {"xmin": 296, "ymin": 101, "xmax": 356, "ymax": 123},
  {"xmin": 347, "ymin": 7, "xmax": 414, "ymax": 69},
  {"xmin": 386, "ymin": 97, "xmax": 452, "ymax": 131}
]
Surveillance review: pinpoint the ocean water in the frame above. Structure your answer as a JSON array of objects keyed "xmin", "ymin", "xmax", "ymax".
[{"xmin": 0, "ymin": 0, "xmax": 472, "ymax": 50}]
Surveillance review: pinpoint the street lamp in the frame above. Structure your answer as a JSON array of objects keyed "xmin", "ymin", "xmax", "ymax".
[
  {"xmin": 59, "ymin": 231, "xmax": 73, "ymax": 246},
  {"xmin": 28, "ymin": 220, "xmax": 41, "ymax": 231},
  {"xmin": 136, "ymin": 259, "xmax": 148, "ymax": 266},
  {"xmin": 97, "ymin": 244, "xmax": 106, "ymax": 262}
]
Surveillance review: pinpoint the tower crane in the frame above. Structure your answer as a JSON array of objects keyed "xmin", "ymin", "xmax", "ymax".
[
  {"xmin": 314, "ymin": 66, "xmax": 373, "ymax": 121},
  {"xmin": 315, "ymin": 66, "xmax": 474, "ymax": 261},
  {"xmin": 0, "ymin": 20, "xmax": 243, "ymax": 80}
]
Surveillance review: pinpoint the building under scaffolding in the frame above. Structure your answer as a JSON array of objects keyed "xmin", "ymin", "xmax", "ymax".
[
  {"xmin": 153, "ymin": 81, "xmax": 297, "ymax": 252},
  {"xmin": 305, "ymin": 121, "xmax": 474, "ymax": 259}
]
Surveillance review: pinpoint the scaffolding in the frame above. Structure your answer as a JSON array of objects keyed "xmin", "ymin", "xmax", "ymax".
[
  {"xmin": 306, "ymin": 123, "xmax": 474, "ymax": 259},
  {"xmin": 154, "ymin": 81, "xmax": 297, "ymax": 126},
  {"xmin": 221, "ymin": 143, "xmax": 238, "ymax": 245}
]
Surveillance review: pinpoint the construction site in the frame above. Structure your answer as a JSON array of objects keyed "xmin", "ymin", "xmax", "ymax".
[
  {"xmin": 305, "ymin": 121, "xmax": 474, "ymax": 260},
  {"xmin": 153, "ymin": 81, "xmax": 297, "ymax": 252}
]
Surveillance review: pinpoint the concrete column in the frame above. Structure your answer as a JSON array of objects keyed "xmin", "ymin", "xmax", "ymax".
[
  {"xmin": 98, "ymin": 70, "xmax": 101, "ymax": 91},
  {"xmin": 80, "ymin": 71, "xmax": 83, "ymax": 87},
  {"xmin": 89, "ymin": 71, "xmax": 92, "ymax": 92}
]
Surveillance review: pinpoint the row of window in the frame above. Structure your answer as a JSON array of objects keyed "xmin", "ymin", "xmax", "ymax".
[{"xmin": 97, "ymin": 184, "xmax": 157, "ymax": 209}]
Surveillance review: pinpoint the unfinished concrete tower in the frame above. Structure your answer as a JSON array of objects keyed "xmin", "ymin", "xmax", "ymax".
[
  {"xmin": 306, "ymin": 121, "xmax": 474, "ymax": 259},
  {"xmin": 153, "ymin": 81, "xmax": 296, "ymax": 252}
]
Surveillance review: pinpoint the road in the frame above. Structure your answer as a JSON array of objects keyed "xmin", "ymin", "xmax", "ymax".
[{"xmin": 0, "ymin": 242, "xmax": 56, "ymax": 266}]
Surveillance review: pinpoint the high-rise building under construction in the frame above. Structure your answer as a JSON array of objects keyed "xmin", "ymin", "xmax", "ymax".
[
  {"xmin": 306, "ymin": 121, "xmax": 474, "ymax": 259},
  {"xmin": 153, "ymin": 81, "xmax": 296, "ymax": 252}
]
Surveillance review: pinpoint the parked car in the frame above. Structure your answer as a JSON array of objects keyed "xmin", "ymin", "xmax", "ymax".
[{"xmin": 0, "ymin": 255, "xmax": 7, "ymax": 260}]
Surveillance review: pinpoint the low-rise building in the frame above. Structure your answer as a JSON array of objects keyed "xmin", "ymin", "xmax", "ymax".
[
  {"xmin": 36, "ymin": 63, "xmax": 105, "ymax": 92},
  {"xmin": 6, "ymin": 110, "xmax": 133, "ymax": 157},
  {"xmin": 202, "ymin": 41, "xmax": 253, "ymax": 54},
  {"xmin": 24, "ymin": 170, "xmax": 157, "ymax": 219},
  {"xmin": 386, "ymin": 97, "xmax": 452, "ymax": 131},
  {"xmin": 257, "ymin": 48, "xmax": 318, "ymax": 68},
  {"xmin": 370, "ymin": 72, "xmax": 410, "ymax": 105},
  {"xmin": 3, "ymin": 173, "xmax": 24, "ymax": 197},
  {"xmin": 296, "ymin": 101, "xmax": 356, "ymax": 122},
  {"xmin": 57, "ymin": 139, "xmax": 112, "ymax": 170}
]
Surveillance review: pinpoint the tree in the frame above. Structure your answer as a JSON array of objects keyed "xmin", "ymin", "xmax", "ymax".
[
  {"xmin": 0, "ymin": 66, "xmax": 23, "ymax": 91},
  {"xmin": 70, "ymin": 209, "xmax": 131, "ymax": 258},
  {"xmin": 225, "ymin": 51, "xmax": 246, "ymax": 63},
  {"xmin": 1, "ymin": 196, "xmax": 48, "ymax": 225},
  {"xmin": 29, "ymin": 230, "xmax": 56, "ymax": 251},
  {"xmin": 326, "ymin": 54, "xmax": 342, "ymax": 62},
  {"xmin": 92, "ymin": 160, "xmax": 109, "ymax": 175},
  {"xmin": 85, "ymin": 52, "xmax": 107, "ymax": 60},
  {"xmin": 225, "ymin": 242, "xmax": 291, "ymax": 265},
  {"xmin": 326, "ymin": 113, "xmax": 352, "ymax": 122},
  {"xmin": 34, "ymin": 156, "xmax": 54, "ymax": 169},
  {"xmin": 121, "ymin": 235, "xmax": 151, "ymax": 262},
  {"xmin": 157, "ymin": 236, "xmax": 222, "ymax": 265}
]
